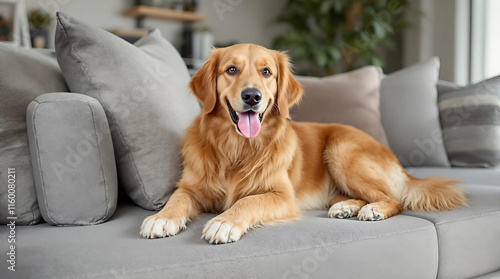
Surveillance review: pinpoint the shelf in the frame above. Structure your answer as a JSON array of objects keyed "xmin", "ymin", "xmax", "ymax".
[
  {"xmin": 123, "ymin": 5, "xmax": 206, "ymax": 23},
  {"xmin": 108, "ymin": 28, "xmax": 149, "ymax": 38}
]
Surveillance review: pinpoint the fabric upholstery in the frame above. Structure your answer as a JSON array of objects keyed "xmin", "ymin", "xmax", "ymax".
[
  {"xmin": 292, "ymin": 66, "xmax": 390, "ymax": 147},
  {"xmin": 406, "ymin": 167, "xmax": 500, "ymax": 187},
  {"xmin": 0, "ymin": 44, "xmax": 69, "ymax": 225},
  {"xmin": 0, "ymin": 204, "xmax": 437, "ymax": 279},
  {"xmin": 438, "ymin": 75, "xmax": 500, "ymax": 167},
  {"xmin": 437, "ymin": 80, "xmax": 463, "ymax": 94},
  {"xmin": 26, "ymin": 93, "xmax": 118, "ymax": 225},
  {"xmin": 380, "ymin": 57, "xmax": 450, "ymax": 167},
  {"xmin": 55, "ymin": 12, "xmax": 200, "ymax": 210},
  {"xmin": 404, "ymin": 184, "xmax": 500, "ymax": 279}
]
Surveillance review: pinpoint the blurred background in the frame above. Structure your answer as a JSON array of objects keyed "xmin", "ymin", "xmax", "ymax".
[{"xmin": 1, "ymin": 0, "xmax": 498, "ymax": 85}]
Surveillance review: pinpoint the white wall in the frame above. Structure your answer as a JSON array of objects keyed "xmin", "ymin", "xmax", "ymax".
[
  {"xmin": 403, "ymin": 0, "xmax": 470, "ymax": 85},
  {"xmin": 25, "ymin": 0, "xmax": 287, "ymax": 50},
  {"xmin": 194, "ymin": 0, "xmax": 287, "ymax": 48},
  {"xmin": 484, "ymin": 0, "xmax": 500, "ymax": 79}
]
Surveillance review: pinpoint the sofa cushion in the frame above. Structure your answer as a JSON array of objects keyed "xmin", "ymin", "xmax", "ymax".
[
  {"xmin": 406, "ymin": 167, "xmax": 500, "ymax": 186},
  {"xmin": 55, "ymin": 12, "xmax": 200, "ymax": 210},
  {"xmin": 26, "ymin": 93, "xmax": 118, "ymax": 226},
  {"xmin": 4, "ymin": 204, "xmax": 438, "ymax": 279},
  {"xmin": 292, "ymin": 66, "xmax": 390, "ymax": 147},
  {"xmin": 438, "ymin": 75, "xmax": 500, "ymax": 167},
  {"xmin": 380, "ymin": 57, "xmax": 450, "ymax": 167},
  {"xmin": 437, "ymin": 80, "xmax": 463, "ymax": 94},
  {"xmin": 0, "ymin": 44, "xmax": 69, "ymax": 225},
  {"xmin": 404, "ymin": 184, "xmax": 500, "ymax": 279}
]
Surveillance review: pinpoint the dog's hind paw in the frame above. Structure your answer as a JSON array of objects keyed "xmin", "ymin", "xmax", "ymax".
[
  {"xmin": 328, "ymin": 201, "xmax": 362, "ymax": 219},
  {"xmin": 358, "ymin": 204, "xmax": 385, "ymax": 221},
  {"xmin": 140, "ymin": 215, "xmax": 187, "ymax": 239}
]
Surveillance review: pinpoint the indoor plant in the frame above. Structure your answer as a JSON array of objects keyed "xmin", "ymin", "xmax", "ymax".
[{"xmin": 273, "ymin": 0, "xmax": 410, "ymax": 76}]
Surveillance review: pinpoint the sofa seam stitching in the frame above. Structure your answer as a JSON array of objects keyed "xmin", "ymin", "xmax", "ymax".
[
  {"xmin": 30, "ymin": 102, "xmax": 58, "ymax": 225},
  {"xmin": 57, "ymin": 18, "xmax": 157, "ymax": 209},
  {"xmin": 434, "ymin": 210, "xmax": 500, "ymax": 226},
  {"xmin": 85, "ymin": 99, "xmax": 110, "ymax": 223},
  {"xmin": 75, "ymin": 224, "xmax": 435, "ymax": 277}
]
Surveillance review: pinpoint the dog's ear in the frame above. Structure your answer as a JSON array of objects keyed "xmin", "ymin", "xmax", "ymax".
[
  {"xmin": 190, "ymin": 49, "xmax": 220, "ymax": 114},
  {"xmin": 275, "ymin": 51, "xmax": 303, "ymax": 119}
]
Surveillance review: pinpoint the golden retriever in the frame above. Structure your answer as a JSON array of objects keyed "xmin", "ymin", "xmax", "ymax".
[{"xmin": 140, "ymin": 44, "xmax": 467, "ymax": 244}]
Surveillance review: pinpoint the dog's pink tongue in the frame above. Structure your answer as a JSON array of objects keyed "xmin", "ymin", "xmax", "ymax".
[{"xmin": 238, "ymin": 112, "xmax": 261, "ymax": 139}]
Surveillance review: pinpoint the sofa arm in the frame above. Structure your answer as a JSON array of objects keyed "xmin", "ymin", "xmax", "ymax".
[{"xmin": 26, "ymin": 93, "xmax": 118, "ymax": 226}]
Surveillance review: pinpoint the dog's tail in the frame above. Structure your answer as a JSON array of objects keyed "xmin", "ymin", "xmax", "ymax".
[{"xmin": 402, "ymin": 172, "xmax": 468, "ymax": 211}]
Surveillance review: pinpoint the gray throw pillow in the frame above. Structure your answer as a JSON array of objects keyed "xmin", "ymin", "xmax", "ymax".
[
  {"xmin": 0, "ymin": 44, "xmax": 69, "ymax": 225},
  {"xmin": 438, "ymin": 75, "xmax": 500, "ymax": 167},
  {"xmin": 380, "ymin": 57, "xmax": 450, "ymax": 167},
  {"xmin": 55, "ymin": 12, "xmax": 200, "ymax": 210},
  {"xmin": 292, "ymin": 66, "xmax": 390, "ymax": 147}
]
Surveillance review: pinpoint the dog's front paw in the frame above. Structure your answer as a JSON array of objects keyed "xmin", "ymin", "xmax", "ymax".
[
  {"xmin": 140, "ymin": 215, "xmax": 187, "ymax": 239},
  {"xmin": 202, "ymin": 217, "xmax": 245, "ymax": 244},
  {"xmin": 358, "ymin": 204, "xmax": 386, "ymax": 221}
]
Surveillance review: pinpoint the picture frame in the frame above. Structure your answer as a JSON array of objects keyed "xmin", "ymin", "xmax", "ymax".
[{"xmin": 0, "ymin": 0, "xmax": 30, "ymax": 48}]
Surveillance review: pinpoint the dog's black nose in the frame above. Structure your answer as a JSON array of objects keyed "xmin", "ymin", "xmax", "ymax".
[{"xmin": 241, "ymin": 88, "xmax": 262, "ymax": 107}]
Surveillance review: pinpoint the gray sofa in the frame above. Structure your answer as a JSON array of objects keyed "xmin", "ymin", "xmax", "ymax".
[
  {"xmin": 2, "ymin": 74, "xmax": 500, "ymax": 279},
  {"xmin": 1, "ymin": 14, "xmax": 500, "ymax": 279},
  {"xmin": 2, "ymin": 167, "xmax": 500, "ymax": 279}
]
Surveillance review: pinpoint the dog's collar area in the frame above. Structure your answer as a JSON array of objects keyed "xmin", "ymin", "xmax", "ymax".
[{"xmin": 226, "ymin": 99, "xmax": 263, "ymax": 125}]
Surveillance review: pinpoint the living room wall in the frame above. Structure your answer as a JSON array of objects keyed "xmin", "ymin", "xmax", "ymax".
[
  {"xmin": 25, "ymin": 0, "xmax": 469, "ymax": 82},
  {"xmin": 403, "ymin": 0, "xmax": 469, "ymax": 85},
  {"xmin": 25, "ymin": 0, "xmax": 287, "ymax": 50}
]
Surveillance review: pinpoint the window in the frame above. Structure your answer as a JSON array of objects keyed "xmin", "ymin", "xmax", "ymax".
[{"xmin": 470, "ymin": 0, "xmax": 500, "ymax": 83}]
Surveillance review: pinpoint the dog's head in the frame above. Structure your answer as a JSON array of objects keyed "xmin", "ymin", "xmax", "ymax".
[{"xmin": 189, "ymin": 44, "xmax": 302, "ymax": 139}]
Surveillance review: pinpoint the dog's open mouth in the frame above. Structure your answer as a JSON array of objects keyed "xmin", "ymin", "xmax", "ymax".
[{"xmin": 226, "ymin": 99, "xmax": 264, "ymax": 139}]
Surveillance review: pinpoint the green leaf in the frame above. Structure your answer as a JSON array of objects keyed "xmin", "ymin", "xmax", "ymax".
[
  {"xmin": 314, "ymin": 50, "xmax": 328, "ymax": 68},
  {"xmin": 333, "ymin": 0, "xmax": 344, "ymax": 13},
  {"xmin": 320, "ymin": 1, "xmax": 333, "ymax": 14},
  {"xmin": 328, "ymin": 46, "xmax": 342, "ymax": 61},
  {"xmin": 292, "ymin": 45, "xmax": 308, "ymax": 60},
  {"xmin": 371, "ymin": 55, "xmax": 384, "ymax": 68},
  {"xmin": 372, "ymin": 21, "xmax": 385, "ymax": 38}
]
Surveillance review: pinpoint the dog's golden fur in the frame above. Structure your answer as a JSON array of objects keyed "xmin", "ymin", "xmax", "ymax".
[{"xmin": 140, "ymin": 44, "xmax": 467, "ymax": 244}]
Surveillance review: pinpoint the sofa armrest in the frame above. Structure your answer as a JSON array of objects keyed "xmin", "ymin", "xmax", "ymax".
[{"xmin": 26, "ymin": 93, "xmax": 118, "ymax": 226}]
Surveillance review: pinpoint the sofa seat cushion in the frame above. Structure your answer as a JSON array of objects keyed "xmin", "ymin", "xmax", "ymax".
[
  {"xmin": 407, "ymin": 167, "xmax": 500, "ymax": 186},
  {"xmin": 404, "ymin": 184, "xmax": 500, "ymax": 279},
  {"xmin": 2, "ymin": 204, "xmax": 438, "ymax": 279}
]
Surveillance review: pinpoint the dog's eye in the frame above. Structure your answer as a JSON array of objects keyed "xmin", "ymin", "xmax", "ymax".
[
  {"xmin": 261, "ymin": 68, "xmax": 272, "ymax": 77},
  {"xmin": 226, "ymin": 66, "xmax": 238, "ymax": 75}
]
